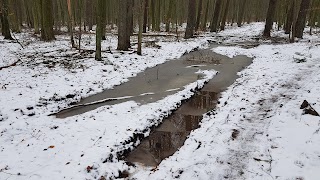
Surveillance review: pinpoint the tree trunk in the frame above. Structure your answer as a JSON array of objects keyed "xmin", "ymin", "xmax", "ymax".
[
  {"xmin": 101, "ymin": 0, "xmax": 106, "ymax": 40},
  {"xmin": 201, "ymin": 0, "xmax": 209, "ymax": 31},
  {"xmin": 165, "ymin": 0, "xmax": 174, "ymax": 32},
  {"xmin": 284, "ymin": 0, "xmax": 294, "ymax": 34},
  {"xmin": 137, "ymin": 0, "xmax": 144, "ymax": 55},
  {"xmin": 10, "ymin": 0, "xmax": 21, "ymax": 33},
  {"xmin": 290, "ymin": 0, "xmax": 297, "ymax": 43},
  {"xmin": 40, "ymin": 0, "xmax": 55, "ymax": 41},
  {"xmin": 151, "ymin": 0, "xmax": 156, "ymax": 31},
  {"xmin": 184, "ymin": 0, "xmax": 196, "ymax": 39},
  {"xmin": 308, "ymin": 0, "xmax": 319, "ymax": 35},
  {"xmin": 237, "ymin": 0, "xmax": 247, "ymax": 27},
  {"xmin": 0, "ymin": 0, "xmax": 13, "ymax": 40},
  {"xmin": 78, "ymin": 0, "xmax": 83, "ymax": 51},
  {"xmin": 295, "ymin": 0, "xmax": 311, "ymax": 38},
  {"xmin": 220, "ymin": 0, "xmax": 230, "ymax": 31},
  {"xmin": 32, "ymin": 0, "xmax": 41, "ymax": 34},
  {"xmin": 67, "ymin": 0, "xmax": 75, "ymax": 48},
  {"xmin": 155, "ymin": 0, "xmax": 160, "ymax": 31},
  {"xmin": 195, "ymin": 0, "xmax": 203, "ymax": 31},
  {"xmin": 85, "ymin": 0, "xmax": 93, "ymax": 31},
  {"xmin": 24, "ymin": 0, "xmax": 33, "ymax": 28},
  {"xmin": 117, "ymin": 0, "xmax": 131, "ymax": 50},
  {"xmin": 127, "ymin": 0, "xmax": 133, "ymax": 38},
  {"xmin": 95, "ymin": 0, "xmax": 103, "ymax": 60},
  {"xmin": 210, "ymin": 0, "xmax": 223, "ymax": 32},
  {"xmin": 263, "ymin": 0, "xmax": 277, "ymax": 37},
  {"xmin": 142, "ymin": 0, "xmax": 148, "ymax": 33}
]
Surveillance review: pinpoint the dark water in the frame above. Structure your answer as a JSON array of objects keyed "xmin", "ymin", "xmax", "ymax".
[
  {"xmin": 125, "ymin": 91, "xmax": 218, "ymax": 166},
  {"xmin": 53, "ymin": 44, "xmax": 252, "ymax": 167},
  {"xmin": 125, "ymin": 49, "xmax": 252, "ymax": 166},
  {"xmin": 55, "ymin": 45, "xmax": 224, "ymax": 118}
]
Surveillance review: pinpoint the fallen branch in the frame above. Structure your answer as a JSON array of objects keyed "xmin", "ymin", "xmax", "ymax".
[
  {"xmin": 253, "ymin": 157, "xmax": 271, "ymax": 163},
  {"xmin": 0, "ymin": 60, "xmax": 21, "ymax": 71}
]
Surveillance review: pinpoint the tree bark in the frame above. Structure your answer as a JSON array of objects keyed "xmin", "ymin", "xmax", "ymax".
[
  {"xmin": 237, "ymin": 0, "xmax": 247, "ymax": 27},
  {"xmin": 184, "ymin": 0, "xmax": 196, "ymax": 39},
  {"xmin": 263, "ymin": 0, "xmax": 277, "ymax": 37},
  {"xmin": 117, "ymin": 0, "xmax": 131, "ymax": 50},
  {"xmin": 220, "ymin": 0, "xmax": 230, "ymax": 31},
  {"xmin": 78, "ymin": 0, "xmax": 83, "ymax": 51},
  {"xmin": 284, "ymin": 0, "xmax": 294, "ymax": 34},
  {"xmin": 32, "ymin": 0, "xmax": 41, "ymax": 34},
  {"xmin": 210, "ymin": 0, "xmax": 223, "ymax": 32},
  {"xmin": 137, "ymin": 0, "xmax": 144, "ymax": 55},
  {"xmin": 165, "ymin": 0, "xmax": 174, "ymax": 32},
  {"xmin": 10, "ymin": 0, "xmax": 21, "ymax": 33},
  {"xmin": 101, "ymin": 0, "xmax": 107, "ymax": 40},
  {"xmin": 295, "ymin": 0, "xmax": 311, "ymax": 38},
  {"xmin": 95, "ymin": 0, "xmax": 103, "ymax": 60},
  {"xmin": 40, "ymin": 0, "xmax": 55, "ymax": 41},
  {"xmin": 201, "ymin": 0, "xmax": 209, "ymax": 31},
  {"xmin": 67, "ymin": 0, "xmax": 75, "ymax": 48},
  {"xmin": 142, "ymin": 0, "xmax": 148, "ymax": 33},
  {"xmin": 0, "ymin": 0, "xmax": 13, "ymax": 40},
  {"xmin": 151, "ymin": 0, "xmax": 156, "ymax": 31},
  {"xmin": 155, "ymin": 0, "xmax": 160, "ymax": 31},
  {"xmin": 85, "ymin": 0, "xmax": 93, "ymax": 31},
  {"xmin": 290, "ymin": 0, "xmax": 297, "ymax": 43},
  {"xmin": 195, "ymin": 0, "xmax": 203, "ymax": 31}
]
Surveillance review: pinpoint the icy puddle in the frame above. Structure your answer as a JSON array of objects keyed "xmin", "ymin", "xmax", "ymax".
[
  {"xmin": 124, "ymin": 47, "xmax": 252, "ymax": 167},
  {"xmin": 55, "ymin": 44, "xmax": 252, "ymax": 167},
  {"xmin": 56, "ymin": 44, "xmax": 235, "ymax": 118}
]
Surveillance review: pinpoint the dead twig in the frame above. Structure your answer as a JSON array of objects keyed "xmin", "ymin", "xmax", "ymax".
[
  {"xmin": 11, "ymin": 33, "xmax": 24, "ymax": 49},
  {"xmin": 93, "ymin": 128, "xmax": 106, "ymax": 146},
  {"xmin": 0, "ymin": 60, "xmax": 21, "ymax": 70}
]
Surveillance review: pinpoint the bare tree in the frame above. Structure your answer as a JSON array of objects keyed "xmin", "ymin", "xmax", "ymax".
[
  {"xmin": 220, "ymin": 0, "xmax": 230, "ymax": 31},
  {"xmin": 0, "ymin": 0, "xmax": 13, "ymax": 40},
  {"xmin": 185, "ymin": 0, "xmax": 196, "ymax": 39},
  {"xmin": 40, "ymin": 0, "xmax": 55, "ymax": 41},
  {"xmin": 142, "ymin": 0, "xmax": 148, "ymax": 33},
  {"xmin": 95, "ymin": 0, "xmax": 103, "ymax": 60},
  {"xmin": 195, "ymin": 0, "xmax": 203, "ymax": 31},
  {"xmin": 263, "ymin": 0, "xmax": 277, "ymax": 37},
  {"xmin": 117, "ymin": 0, "xmax": 131, "ymax": 50},
  {"xmin": 237, "ymin": 0, "xmax": 247, "ymax": 27},
  {"xmin": 67, "ymin": 0, "xmax": 75, "ymax": 48},
  {"xmin": 284, "ymin": 0, "xmax": 294, "ymax": 34},
  {"xmin": 295, "ymin": 0, "xmax": 311, "ymax": 38},
  {"xmin": 137, "ymin": 0, "xmax": 145, "ymax": 55},
  {"xmin": 210, "ymin": 0, "xmax": 223, "ymax": 32}
]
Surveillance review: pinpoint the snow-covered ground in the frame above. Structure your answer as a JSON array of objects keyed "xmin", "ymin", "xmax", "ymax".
[
  {"xmin": 0, "ymin": 29, "xmax": 212, "ymax": 179},
  {"xmin": 1, "ymin": 23, "xmax": 320, "ymax": 180}
]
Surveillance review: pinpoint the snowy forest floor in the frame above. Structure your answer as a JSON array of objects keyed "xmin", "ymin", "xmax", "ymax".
[{"xmin": 1, "ymin": 23, "xmax": 320, "ymax": 180}]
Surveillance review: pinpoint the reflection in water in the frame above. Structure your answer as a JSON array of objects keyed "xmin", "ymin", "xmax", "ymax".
[
  {"xmin": 125, "ymin": 48, "xmax": 252, "ymax": 167},
  {"xmin": 190, "ymin": 91, "xmax": 218, "ymax": 110},
  {"xmin": 125, "ymin": 91, "xmax": 218, "ymax": 166}
]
